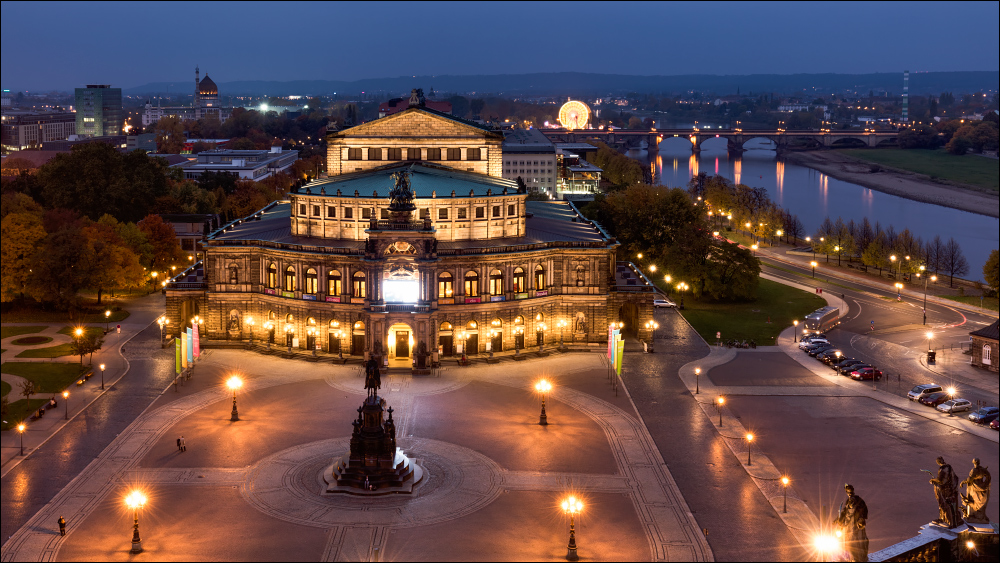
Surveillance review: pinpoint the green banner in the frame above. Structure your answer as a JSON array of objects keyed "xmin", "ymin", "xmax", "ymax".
[
  {"xmin": 175, "ymin": 338, "xmax": 181, "ymax": 374},
  {"xmin": 615, "ymin": 340, "xmax": 624, "ymax": 375}
]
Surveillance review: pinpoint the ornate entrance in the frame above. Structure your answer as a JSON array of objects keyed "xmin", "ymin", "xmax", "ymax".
[{"xmin": 395, "ymin": 331, "xmax": 410, "ymax": 357}]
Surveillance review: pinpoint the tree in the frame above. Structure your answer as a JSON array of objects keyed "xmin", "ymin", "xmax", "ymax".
[
  {"xmin": 154, "ymin": 115, "xmax": 186, "ymax": 154},
  {"xmin": 85, "ymin": 333, "xmax": 105, "ymax": 364},
  {"xmin": 19, "ymin": 379, "xmax": 36, "ymax": 402},
  {"xmin": 137, "ymin": 214, "xmax": 182, "ymax": 270},
  {"xmin": 862, "ymin": 234, "xmax": 890, "ymax": 276},
  {"xmin": 1, "ymin": 212, "xmax": 46, "ymax": 302},
  {"xmin": 984, "ymin": 249, "xmax": 999, "ymax": 296},
  {"xmin": 30, "ymin": 223, "xmax": 94, "ymax": 308},
  {"xmin": 940, "ymin": 237, "xmax": 969, "ymax": 287},
  {"xmin": 925, "ymin": 236, "xmax": 945, "ymax": 274},
  {"xmin": 85, "ymin": 217, "xmax": 146, "ymax": 303},
  {"xmin": 945, "ymin": 134, "xmax": 972, "ymax": 155},
  {"xmin": 898, "ymin": 125, "xmax": 938, "ymax": 149},
  {"xmin": 701, "ymin": 240, "xmax": 760, "ymax": 301}
]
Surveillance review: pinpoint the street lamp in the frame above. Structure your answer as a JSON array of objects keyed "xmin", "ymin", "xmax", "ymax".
[
  {"xmin": 100, "ymin": 363, "xmax": 106, "ymax": 390},
  {"xmin": 834, "ymin": 245, "xmax": 841, "ymax": 266},
  {"xmin": 745, "ymin": 433, "xmax": 754, "ymax": 465},
  {"xmin": 781, "ymin": 476, "xmax": 790, "ymax": 513},
  {"xmin": 157, "ymin": 316, "xmax": 169, "ymax": 347},
  {"xmin": 561, "ymin": 495, "xmax": 583, "ymax": 562},
  {"xmin": 105, "ymin": 310, "xmax": 111, "ymax": 333},
  {"xmin": 716, "ymin": 396, "xmax": 725, "ymax": 426},
  {"xmin": 890, "ymin": 255, "xmax": 897, "ymax": 278},
  {"xmin": 74, "ymin": 328, "xmax": 84, "ymax": 365},
  {"xmin": 557, "ymin": 319, "xmax": 568, "ymax": 349},
  {"xmin": 125, "ymin": 490, "xmax": 147, "ymax": 553},
  {"xmin": 285, "ymin": 324, "xmax": 294, "ymax": 353},
  {"xmin": 308, "ymin": 327, "xmax": 317, "ymax": 357},
  {"xmin": 676, "ymin": 282, "xmax": 689, "ymax": 309},
  {"xmin": 645, "ymin": 320, "xmax": 658, "ymax": 352},
  {"xmin": 946, "ymin": 385, "xmax": 956, "ymax": 416},
  {"xmin": 17, "ymin": 423, "xmax": 26, "ymax": 455},
  {"xmin": 63, "ymin": 390, "xmax": 69, "ymax": 419},
  {"xmin": 751, "ymin": 243, "xmax": 758, "ymax": 256},
  {"xmin": 793, "ymin": 320, "xmax": 799, "ymax": 342},
  {"xmin": 920, "ymin": 269, "xmax": 936, "ymax": 324},
  {"xmin": 806, "ymin": 237, "xmax": 814, "ymax": 260},
  {"xmin": 535, "ymin": 379, "xmax": 551, "ymax": 425},
  {"xmin": 810, "ymin": 261, "xmax": 818, "ymax": 278},
  {"xmin": 695, "ymin": 367, "xmax": 701, "ymax": 394},
  {"xmin": 246, "ymin": 316, "xmax": 255, "ymax": 345},
  {"xmin": 227, "ymin": 376, "xmax": 243, "ymax": 421},
  {"xmin": 150, "ymin": 271, "xmax": 157, "ymax": 293},
  {"xmin": 895, "ymin": 282, "xmax": 903, "ymax": 301}
]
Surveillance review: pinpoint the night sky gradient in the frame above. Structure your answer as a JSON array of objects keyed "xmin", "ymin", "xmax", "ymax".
[{"xmin": 2, "ymin": 1, "xmax": 998, "ymax": 91}]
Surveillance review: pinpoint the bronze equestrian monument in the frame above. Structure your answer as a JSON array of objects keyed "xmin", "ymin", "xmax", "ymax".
[{"xmin": 323, "ymin": 358, "xmax": 423, "ymax": 494}]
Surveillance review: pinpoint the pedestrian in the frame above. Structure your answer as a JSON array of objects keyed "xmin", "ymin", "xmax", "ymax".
[
  {"xmin": 180, "ymin": 435, "xmax": 186, "ymax": 452},
  {"xmin": 58, "ymin": 516, "xmax": 66, "ymax": 536},
  {"xmin": 176, "ymin": 437, "xmax": 182, "ymax": 452}
]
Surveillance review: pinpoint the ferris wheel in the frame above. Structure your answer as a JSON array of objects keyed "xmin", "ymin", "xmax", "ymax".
[{"xmin": 558, "ymin": 100, "xmax": 590, "ymax": 129}]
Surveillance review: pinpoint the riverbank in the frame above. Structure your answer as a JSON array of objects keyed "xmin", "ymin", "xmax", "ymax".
[{"xmin": 781, "ymin": 150, "xmax": 1000, "ymax": 218}]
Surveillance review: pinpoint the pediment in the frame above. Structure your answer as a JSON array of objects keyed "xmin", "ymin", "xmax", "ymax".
[{"xmin": 333, "ymin": 108, "xmax": 499, "ymax": 139}]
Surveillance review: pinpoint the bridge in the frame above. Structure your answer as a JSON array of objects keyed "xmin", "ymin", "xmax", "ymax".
[{"xmin": 539, "ymin": 128, "xmax": 900, "ymax": 153}]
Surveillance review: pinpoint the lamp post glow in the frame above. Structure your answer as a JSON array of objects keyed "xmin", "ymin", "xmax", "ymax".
[
  {"xmin": 246, "ymin": 316, "xmax": 255, "ymax": 345},
  {"xmin": 535, "ymin": 379, "xmax": 551, "ymax": 425},
  {"xmin": 74, "ymin": 328, "xmax": 84, "ymax": 364},
  {"xmin": 157, "ymin": 316, "xmax": 169, "ymax": 347},
  {"xmin": 695, "ymin": 367, "xmax": 701, "ymax": 394},
  {"xmin": 561, "ymin": 495, "xmax": 583, "ymax": 561},
  {"xmin": 781, "ymin": 476, "xmax": 790, "ymax": 513},
  {"xmin": 557, "ymin": 319, "xmax": 568, "ymax": 349},
  {"xmin": 806, "ymin": 237, "xmax": 814, "ymax": 260},
  {"xmin": 745, "ymin": 433, "xmax": 754, "ymax": 465},
  {"xmin": 227, "ymin": 376, "xmax": 243, "ymax": 421},
  {"xmin": 105, "ymin": 310, "xmax": 111, "ymax": 333},
  {"xmin": 895, "ymin": 282, "xmax": 903, "ymax": 301},
  {"xmin": 125, "ymin": 490, "xmax": 147, "ymax": 553},
  {"xmin": 810, "ymin": 261, "xmax": 818, "ymax": 278},
  {"xmin": 645, "ymin": 320, "xmax": 658, "ymax": 352},
  {"xmin": 946, "ymin": 385, "xmax": 956, "ymax": 417},
  {"xmin": 63, "ymin": 390, "xmax": 69, "ymax": 419},
  {"xmin": 100, "ymin": 363, "xmax": 106, "ymax": 390},
  {"xmin": 890, "ymin": 255, "xmax": 897, "ymax": 279},
  {"xmin": 716, "ymin": 396, "xmax": 725, "ymax": 426},
  {"xmin": 676, "ymin": 282, "xmax": 689, "ymax": 310},
  {"xmin": 17, "ymin": 423, "xmax": 26, "ymax": 456},
  {"xmin": 793, "ymin": 320, "xmax": 799, "ymax": 342}
]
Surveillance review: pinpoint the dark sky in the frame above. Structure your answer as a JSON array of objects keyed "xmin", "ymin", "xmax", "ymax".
[{"xmin": 2, "ymin": 1, "xmax": 997, "ymax": 92}]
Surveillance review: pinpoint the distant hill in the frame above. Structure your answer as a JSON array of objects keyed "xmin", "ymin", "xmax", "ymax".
[{"xmin": 124, "ymin": 71, "xmax": 999, "ymax": 97}]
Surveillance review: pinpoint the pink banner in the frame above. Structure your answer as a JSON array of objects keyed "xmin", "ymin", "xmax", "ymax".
[
  {"xmin": 607, "ymin": 326, "xmax": 614, "ymax": 358},
  {"xmin": 193, "ymin": 323, "xmax": 201, "ymax": 358}
]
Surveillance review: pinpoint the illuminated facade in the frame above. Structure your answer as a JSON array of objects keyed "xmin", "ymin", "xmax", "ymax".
[{"xmin": 165, "ymin": 106, "xmax": 654, "ymax": 363}]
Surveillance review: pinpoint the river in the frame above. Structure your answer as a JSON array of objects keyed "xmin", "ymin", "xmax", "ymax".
[{"xmin": 623, "ymin": 136, "xmax": 998, "ymax": 283}]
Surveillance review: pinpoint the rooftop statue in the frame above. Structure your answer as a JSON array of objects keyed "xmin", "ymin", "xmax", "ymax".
[
  {"xmin": 961, "ymin": 457, "xmax": 991, "ymax": 524},
  {"xmin": 834, "ymin": 483, "xmax": 869, "ymax": 562},
  {"xmin": 388, "ymin": 170, "xmax": 415, "ymax": 213}
]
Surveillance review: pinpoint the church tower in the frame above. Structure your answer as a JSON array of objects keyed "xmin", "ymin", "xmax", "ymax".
[{"xmin": 194, "ymin": 65, "xmax": 201, "ymax": 112}]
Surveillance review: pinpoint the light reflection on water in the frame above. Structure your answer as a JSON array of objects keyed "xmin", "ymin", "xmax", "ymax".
[{"xmin": 626, "ymin": 139, "xmax": 998, "ymax": 280}]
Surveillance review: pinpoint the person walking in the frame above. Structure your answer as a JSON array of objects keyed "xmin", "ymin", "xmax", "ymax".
[
  {"xmin": 58, "ymin": 516, "xmax": 66, "ymax": 536},
  {"xmin": 180, "ymin": 435, "xmax": 187, "ymax": 452},
  {"xmin": 177, "ymin": 437, "xmax": 182, "ymax": 452}
]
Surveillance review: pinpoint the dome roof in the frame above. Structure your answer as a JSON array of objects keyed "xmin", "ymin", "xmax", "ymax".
[{"xmin": 198, "ymin": 74, "xmax": 218, "ymax": 96}]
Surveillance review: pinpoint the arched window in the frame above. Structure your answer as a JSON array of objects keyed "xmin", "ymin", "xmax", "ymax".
[
  {"xmin": 438, "ymin": 272, "xmax": 454, "ymax": 298},
  {"xmin": 330, "ymin": 319, "xmax": 340, "ymax": 329},
  {"xmin": 514, "ymin": 315, "xmax": 524, "ymax": 326},
  {"xmin": 304, "ymin": 268, "xmax": 318, "ymax": 294},
  {"xmin": 513, "ymin": 267, "xmax": 526, "ymax": 293},
  {"xmin": 489, "ymin": 269, "xmax": 504, "ymax": 295},
  {"xmin": 352, "ymin": 272, "xmax": 366, "ymax": 298},
  {"xmin": 328, "ymin": 270, "xmax": 342, "ymax": 295},
  {"xmin": 440, "ymin": 321, "xmax": 453, "ymax": 331},
  {"xmin": 353, "ymin": 320, "xmax": 365, "ymax": 332},
  {"xmin": 467, "ymin": 320, "xmax": 478, "ymax": 330},
  {"xmin": 267, "ymin": 263, "xmax": 277, "ymax": 288},
  {"xmin": 984, "ymin": 344, "xmax": 992, "ymax": 365},
  {"xmin": 267, "ymin": 310, "xmax": 276, "ymax": 321},
  {"xmin": 534, "ymin": 265, "xmax": 545, "ymax": 289},
  {"xmin": 285, "ymin": 313, "xmax": 294, "ymax": 323},
  {"xmin": 464, "ymin": 271, "xmax": 479, "ymax": 297},
  {"xmin": 284, "ymin": 267, "xmax": 296, "ymax": 291}
]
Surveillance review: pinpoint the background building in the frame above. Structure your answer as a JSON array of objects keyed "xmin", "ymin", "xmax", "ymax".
[
  {"xmin": 74, "ymin": 84, "xmax": 122, "ymax": 137},
  {"xmin": 178, "ymin": 147, "xmax": 298, "ymax": 181},
  {"xmin": 141, "ymin": 66, "xmax": 235, "ymax": 126},
  {"xmin": 1, "ymin": 110, "xmax": 76, "ymax": 154},
  {"xmin": 501, "ymin": 128, "xmax": 557, "ymax": 196}
]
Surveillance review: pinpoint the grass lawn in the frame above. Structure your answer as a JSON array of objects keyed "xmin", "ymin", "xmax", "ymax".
[
  {"xmin": 840, "ymin": 148, "xmax": 999, "ymax": 192},
  {"xmin": 0, "ymin": 362, "xmax": 89, "ymax": 394},
  {"xmin": 0, "ymin": 306, "xmax": 130, "ymax": 324},
  {"xmin": 941, "ymin": 295, "xmax": 999, "ymax": 312},
  {"xmin": 1, "ymin": 326, "xmax": 46, "ymax": 340},
  {"xmin": 2, "ymin": 399, "xmax": 49, "ymax": 430},
  {"xmin": 11, "ymin": 336, "xmax": 53, "ymax": 346},
  {"xmin": 1, "ymin": 380, "xmax": 11, "ymax": 398},
  {"xmin": 680, "ymin": 277, "xmax": 827, "ymax": 345}
]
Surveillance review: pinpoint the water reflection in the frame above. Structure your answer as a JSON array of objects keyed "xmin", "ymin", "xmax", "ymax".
[{"xmin": 644, "ymin": 142, "xmax": 998, "ymax": 279}]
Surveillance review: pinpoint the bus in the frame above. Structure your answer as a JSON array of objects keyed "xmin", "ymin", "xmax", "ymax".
[{"xmin": 802, "ymin": 306, "xmax": 840, "ymax": 334}]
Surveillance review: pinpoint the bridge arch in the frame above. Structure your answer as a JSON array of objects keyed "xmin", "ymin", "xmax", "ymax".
[{"xmin": 829, "ymin": 136, "xmax": 868, "ymax": 148}]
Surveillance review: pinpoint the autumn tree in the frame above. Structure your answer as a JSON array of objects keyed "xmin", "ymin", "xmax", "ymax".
[
  {"xmin": 984, "ymin": 249, "xmax": 999, "ymax": 296},
  {"xmin": 137, "ymin": 214, "xmax": 182, "ymax": 270},
  {"xmin": 1, "ymin": 212, "xmax": 46, "ymax": 301},
  {"xmin": 154, "ymin": 115, "xmax": 186, "ymax": 154}
]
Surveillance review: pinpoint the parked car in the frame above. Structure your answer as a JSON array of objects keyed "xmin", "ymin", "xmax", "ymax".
[
  {"xmin": 937, "ymin": 399, "xmax": 973, "ymax": 414},
  {"xmin": 968, "ymin": 406, "xmax": 999, "ymax": 424},
  {"xmin": 799, "ymin": 337, "xmax": 829, "ymax": 349},
  {"xmin": 990, "ymin": 418, "xmax": 999, "ymax": 430},
  {"xmin": 918, "ymin": 392, "xmax": 951, "ymax": 407},
  {"xmin": 833, "ymin": 359, "xmax": 863, "ymax": 372},
  {"xmin": 802, "ymin": 340, "xmax": 831, "ymax": 351},
  {"xmin": 908, "ymin": 384, "xmax": 944, "ymax": 401},
  {"xmin": 850, "ymin": 367, "xmax": 883, "ymax": 381},
  {"xmin": 840, "ymin": 363, "xmax": 871, "ymax": 375},
  {"xmin": 807, "ymin": 345, "xmax": 835, "ymax": 357},
  {"xmin": 818, "ymin": 350, "xmax": 844, "ymax": 364},
  {"xmin": 653, "ymin": 298, "xmax": 677, "ymax": 308}
]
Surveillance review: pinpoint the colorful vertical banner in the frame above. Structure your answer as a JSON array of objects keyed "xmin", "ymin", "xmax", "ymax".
[
  {"xmin": 180, "ymin": 333, "xmax": 188, "ymax": 369},
  {"xmin": 192, "ymin": 323, "xmax": 201, "ymax": 358},
  {"xmin": 186, "ymin": 327, "xmax": 194, "ymax": 365},
  {"xmin": 175, "ymin": 338, "xmax": 182, "ymax": 374},
  {"xmin": 607, "ymin": 326, "xmax": 614, "ymax": 358},
  {"xmin": 615, "ymin": 340, "xmax": 624, "ymax": 375}
]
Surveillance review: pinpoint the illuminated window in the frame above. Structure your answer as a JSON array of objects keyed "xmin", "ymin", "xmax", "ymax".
[
  {"xmin": 513, "ymin": 267, "xmax": 526, "ymax": 292},
  {"xmin": 535, "ymin": 265, "xmax": 545, "ymax": 289},
  {"xmin": 464, "ymin": 271, "xmax": 479, "ymax": 297},
  {"xmin": 284, "ymin": 267, "xmax": 296, "ymax": 291},
  {"xmin": 352, "ymin": 272, "xmax": 366, "ymax": 298},
  {"xmin": 489, "ymin": 269, "xmax": 504, "ymax": 295},
  {"xmin": 438, "ymin": 272, "xmax": 453, "ymax": 298},
  {"xmin": 328, "ymin": 270, "xmax": 342, "ymax": 295},
  {"xmin": 304, "ymin": 268, "xmax": 318, "ymax": 294},
  {"xmin": 267, "ymin": 263, "xmax": 277, "ymax": 288}
]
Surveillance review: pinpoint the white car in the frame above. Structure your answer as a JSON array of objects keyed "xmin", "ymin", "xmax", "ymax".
[
  {"xmin": 799, "ymin": 338, "xmax": 829, "ymax": 350},
  {"xmin": 653, "ymin": 298, "xmax": 677, "ymax": 308},
  {"xmin": 936, "ymin": 399, "xmax": 972, "ymax": 414},
  {"xmin": 908, "ymin": 384, "xmax": 943, "ymax": 401}
]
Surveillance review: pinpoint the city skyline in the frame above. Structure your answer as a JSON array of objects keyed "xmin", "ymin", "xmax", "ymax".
[{"xmin": 2, "ymin": 1, "xmax": 999, "ymax": 91}]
